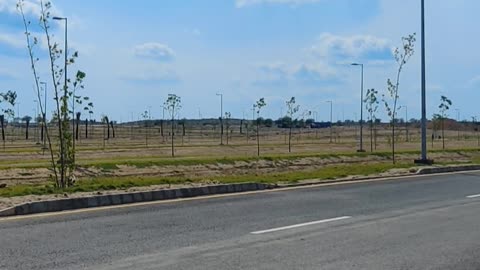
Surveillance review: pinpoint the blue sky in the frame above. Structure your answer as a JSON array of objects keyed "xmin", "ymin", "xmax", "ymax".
[{"xmin": 0, "ymin": 0, "xmax": 479, "ymax": 122}]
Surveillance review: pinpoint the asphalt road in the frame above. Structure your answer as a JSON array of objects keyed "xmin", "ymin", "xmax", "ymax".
[{"xmin": 2, "ymin": 171, "xmax": 480, "ymax": 269}]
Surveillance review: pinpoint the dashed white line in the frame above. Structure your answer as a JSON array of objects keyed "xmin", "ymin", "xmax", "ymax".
[
  {"xmin": 466, "ymin": 194, "xmax": 480, "ymax": 199},
  {"xmin": 251, "ymin": 216, "xmax": 352, "ymax": 235}
]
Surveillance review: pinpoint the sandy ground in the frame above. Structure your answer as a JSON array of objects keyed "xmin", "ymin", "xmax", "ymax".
[
  {"xmin": 0, "ymin": 166, "xmax": 423, "ymax": 210},
  {"xmin": 0, "ymin": 150, "xmax": 474, "ymax": 187},
  {"xmin": 0, "ymin": 125, "xmax": 478, "ymax": 210}
]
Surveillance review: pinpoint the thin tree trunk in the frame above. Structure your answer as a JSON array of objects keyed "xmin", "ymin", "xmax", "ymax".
[
  {"xmin": 110, "ymin": 121, "xmax": 115, "ymax": 138},
  {"xmin": 442, "ymin": 119, "xmax": 445, "ymax": 149},
  {"xmin": 370, "ymin": 120, "xmax": 373, "ymax": 152},
  {"xmin": 25, "ymin": 120, "xmax": 30, "ymax": 140},
  {"xmin": 288, "ymin": 126, "xmax": 292, "ymax": 153},
  {"xmin": 392, "ymin": 122, "xmax": 396, "ymax": 164},
  {"xmin": 76, "ymin": 112, "xmax": 80, "ymax": 141},
  {"xmin": 106, "ymin": 117, "xmax": 110, "ymax": 139},
  {"xmin": 220, "ymin": 118, "xmax": 224, "ymax": 145},
  {"xmin": 257, "ymin": 121, "xmax": 260, "ymax": 156},
  {"xmin": 0, "ymin": 115, "xmax": 4, "ymax": 142},
  {"xmin": 20, "ymin": 4, "xmax": 60, "ymax": 187},
  {"xmin": 41, "ymin": 113, "xmax": 45, "ymax": 142},
  {"xmin": 171, "ymin": 117, "xmax": 175, "ymax": 157},
  {"xmin": 85, "ymin": 118, "xmax": 88, "ymax": 139}
]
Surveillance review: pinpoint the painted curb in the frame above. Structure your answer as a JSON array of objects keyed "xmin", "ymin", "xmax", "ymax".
[{"xmin": 0, "ymin": 183, "xmax": 273, "ymax": 217}]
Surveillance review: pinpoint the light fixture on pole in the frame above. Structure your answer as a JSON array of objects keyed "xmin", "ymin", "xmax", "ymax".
[
  {"xmin": 351, "ymin": 62, "xmax": 365, "ymax": 152},
  {"xmin": 40, "ymin": 81, "xmax": 47, "ymax": 151},
  {"xmin": 216, "ymin": 92, "xmax": 223, "ymax": 145},
  {"xmin": 52, "ymin": 16, "xmax": 72, "ymax": 163},
  {"xmin": 415, "ymin": 0, "xmax": 433, "ymax": 164},
  {"xmin": 400, "ymin": 105, "xmax": 409, "ymax": 142}
]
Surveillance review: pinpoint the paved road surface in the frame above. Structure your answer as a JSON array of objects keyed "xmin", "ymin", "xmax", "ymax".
[{"xmin": 2, "ymin": 171, "xmax": 480, "ymax": 269}]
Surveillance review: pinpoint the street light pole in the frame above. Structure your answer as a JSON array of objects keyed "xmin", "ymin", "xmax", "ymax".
[
  {"xmin": 53, "ymin": 16, "xmax": 71, "ymax": 166},
  {"xmin": 455, "ymin": 109, "xmax": 460, "ymax": 141},
  {"xmin": 326, "ymin": 101, "xmax": 333, "ymax": 143},
  {"xmin": 352, "ymin": 63, "xmax": 365, "ymax": 152},
  {"xmin": 415, "ymin": 0, "xmax": 431, "ymax": 164},
  {"xmin": 401, "ymin": 105, "xmax": 409, "ymax": 142},
  {"xmin": 40, "ymin": 81, "xmax": 47, "ymax": 150},
  {"xmin": 216, "ymin": 93, "xmax": 223, "ymax": 145},
  {"xmin": 34, "ymin": 100, "xmax": 39, "ymax": 143}
]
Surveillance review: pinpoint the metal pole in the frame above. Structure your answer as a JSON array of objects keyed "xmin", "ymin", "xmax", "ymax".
[
  {"xmin": 40, "ymin": 82, "xmax": 47, "ymax": 150},
  {"xmin": 34, "ymin": 101, "xmax": 38, "ymax": 143},
  {"xmin": 420, "ymin": 0, "xmax": 428, "ymax": 161},
  {"xmin": 360, "ymin": 64, "xmax": 364, "ymax": 151},
  {"xmin": 456, "ymin": 109, "xmax": 460, "ymax": 140},
  {"xmin": 405, "ymin": 106, "xmax": 408, "ymax": 142},
  {"xmin": 352, "ymin": 63, "xmax": 365, "ymax": 151},
  {"xmin": 327, "ymin": 101, "xmax": 333, "ymax": 143},
  {"xmin": 216, "ymin": 93, "xmax": 223, "ymax": 145}
]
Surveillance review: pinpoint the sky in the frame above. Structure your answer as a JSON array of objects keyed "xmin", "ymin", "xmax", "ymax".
[{"xmin": 0, "ymin": 0, "xmax": 479, "ymax": 122}]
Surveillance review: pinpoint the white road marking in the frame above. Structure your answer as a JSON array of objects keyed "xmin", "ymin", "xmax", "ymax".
[
  {"xmin": 251, "ymin": 216, "xmax": 352, "ymax": 235},
  {"xmin": 467, "ymin": 194, "xmax": 480, "ymax": 198}
]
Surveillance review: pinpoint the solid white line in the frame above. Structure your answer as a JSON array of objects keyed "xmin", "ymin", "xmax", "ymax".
[
  {"xmin": 467, "ymin": 194, "xmax": 480, "ymax": 199},
  {"xmin": 251, "ymin": 216, "xmax": 351, "ymax": 235}
]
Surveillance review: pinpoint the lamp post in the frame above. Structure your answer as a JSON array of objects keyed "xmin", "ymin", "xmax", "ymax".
[
  {"xmin": 326, "ymin": 101, "xmax": 333, "ymax": 143},
  {"xmin": 216, "ymin": 92, "xmax": 223, "ymax": 145},
  {"xmin": 351, "ymin": 63, "xmax": 365, "ymax": 152},
  {"xmin": 33, "ymin": 101, "xmax": 38, "ymax": 143},
  {"xmin": 52, "ymin": 16, "xmax": 70, "ymax": 165},
  {"xmin": 40, "ymin": 81, "xmax": 47, "ymax": 150},
  {"xmin": 415, "ymin": 0, "xmax": 431, "ymax": 164},
  {"xmin": 455, "ymin": 109, "xmax": 460, "ymax": 141},
  {"xmin": 400, "ymin": 105, "xmax": 409, "ymax": 142}
]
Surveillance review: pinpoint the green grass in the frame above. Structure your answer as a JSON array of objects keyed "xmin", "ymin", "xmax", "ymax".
[
  {"xmin": 0, "ymin": 162, "xmax": 413, "ymax": 197},
  {"xmin": 2, "ymin": 147, "xmax": 480, "ymax": 171}
]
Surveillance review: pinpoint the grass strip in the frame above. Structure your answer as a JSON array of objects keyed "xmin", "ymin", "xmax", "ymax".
[{"xmin": 0, "ymin": 162, "xmax": 412, "ymax": 197}]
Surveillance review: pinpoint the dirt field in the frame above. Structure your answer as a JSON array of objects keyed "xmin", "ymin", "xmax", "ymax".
[{"xmin": 1, "ymin": 122, "xmax": 479, "ymax": 187}]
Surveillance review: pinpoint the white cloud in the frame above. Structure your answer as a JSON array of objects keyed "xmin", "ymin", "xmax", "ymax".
[
  {"xmin": 310, "ymin": 33, "xmax": 391, "ymax": 59},
  {"xmin": 0, "ymin": 0, "xmax": 38, "ymax": 15},
  {"xmin": 235, "ymin": 0, "xmax": 322, "ymax": 8},
  {"xmin": 292, "ymin": 62, "xmax": 337, "ymax": 82},
  {"xmin": 0, "ymin": 33, "xmax": 24, "ymax": 48},
  {"xmin": 0, "ymin": 67, "xmax": 18, "ymax": 79},
  {"xmin": 0, "ymin": 0, "xmax": 61, "ymax": 17},
  {"xmin": 254, "ymin": 61, "xmax": 338, "ymax": 86},
  {"xmin": 133, "ymin": 43, "xmax": 175, "ymax": 61},
  {"xmin": 120, "ymin": 68, "xmax": 179, "ymax": 84},
  {"xmin": 468, "ymin": 75, "xmax": 480, "ymax": 88}
]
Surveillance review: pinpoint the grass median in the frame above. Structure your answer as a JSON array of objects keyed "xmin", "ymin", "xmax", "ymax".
[{"xmin": 0, "ymin": 162, "xmax": 413, "ymax": 198}]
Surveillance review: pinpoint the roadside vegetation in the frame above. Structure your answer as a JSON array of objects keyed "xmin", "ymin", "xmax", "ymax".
[
  {"xmin": 0, "ymin": 1, "xmax": 473, "ymax": 203},
  {"xmin": 0, "ymin": 162, "xmax": 415, "ymax": 197}
]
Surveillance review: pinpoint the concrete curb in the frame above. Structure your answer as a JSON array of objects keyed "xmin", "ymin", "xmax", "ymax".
[
  {"xmin": 416, "ymin": 165, "xmax": 480, "ymax": 175},
  {"xmin": 0, "ymin": 183, "xmax": 274, "ymax": 217},
  {"xmin": 278, "ymin": 164, "xmax": 480, "ymax": 189},
  {"xmin": 2, "ymin": 164, "xmax": 480, "ymax": 218}
]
